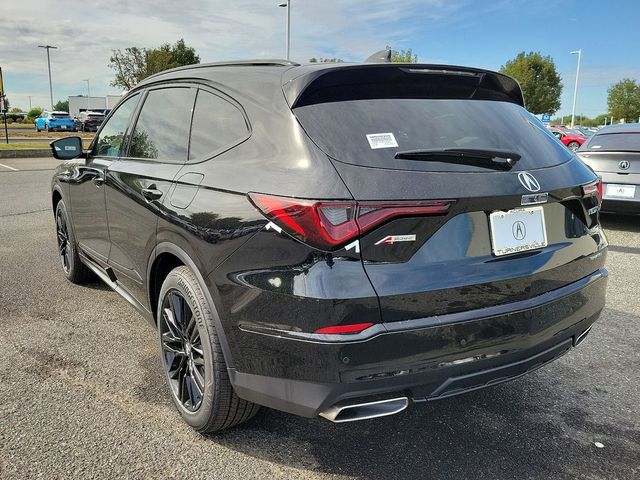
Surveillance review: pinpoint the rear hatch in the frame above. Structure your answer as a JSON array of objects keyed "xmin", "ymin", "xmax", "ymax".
[{"xmin": 289, "ymin": 64, "xmax": 607, "ymax": 322}]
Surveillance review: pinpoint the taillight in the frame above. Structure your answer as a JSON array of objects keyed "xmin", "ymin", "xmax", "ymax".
[
  {"xmin": 582, "ymin": 178, "xmax": 602, "ymax": 203},
  {"xmin": 248, "ymin": 193, "xmax": 452, "ymax": 251}
]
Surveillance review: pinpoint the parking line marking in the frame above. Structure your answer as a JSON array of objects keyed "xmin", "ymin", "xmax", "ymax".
[{"xmin": 0, "ymin": 162, "xmax": 18, "ymax": 171}]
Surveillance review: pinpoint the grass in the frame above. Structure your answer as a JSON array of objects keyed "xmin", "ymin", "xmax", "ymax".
[{"xmin": 0, "ymin": 141, "xmax": 92, "ymax": 150}]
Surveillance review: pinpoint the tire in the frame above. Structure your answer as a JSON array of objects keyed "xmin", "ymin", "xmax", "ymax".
[
  {"xmin": 36, "ymin": 124, "xmax": 40, "ymax": 132},
  {"xmin": 157, "ymin": 266, "xmax": 259, "ymax": 433},
  {"xmin": 568, "ymin": 141, "xmax": 580, "ymax": 152},
  {"xmin": 55, "ymin": 200, "xmax": 90, "ymax": 284}
]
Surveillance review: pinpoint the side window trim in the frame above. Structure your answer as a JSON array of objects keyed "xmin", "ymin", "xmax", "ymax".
[
  {"xmin": 187, "ymin": 86, "xmax": 251, "ymax": 163},
  {"xmin": 120, "ymin": 89, "xmax": 149, "ymax": 159},
  {"xmin": 121, "ymin": 84, "xmax": 197, "ymax": 164}
]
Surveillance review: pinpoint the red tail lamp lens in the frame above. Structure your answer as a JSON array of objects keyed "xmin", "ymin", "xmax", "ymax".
[
  {"xmin": 582, "ymin": 179, "xmax": 603, "ymax": 203},
  {"xmin": 314, "ymin": 322, "xmax": 375, "ymax": 335},
  {"xmin": 248, "ymin": 193, "xmax": 452, "ymax": 251}
]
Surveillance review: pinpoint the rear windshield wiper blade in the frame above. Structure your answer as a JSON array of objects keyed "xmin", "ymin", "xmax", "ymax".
[{"xmin": 394, "ymin": 148, "xmax": 521, "ymax": 170}]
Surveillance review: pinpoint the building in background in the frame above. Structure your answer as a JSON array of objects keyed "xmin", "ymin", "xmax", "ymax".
[{"xmin": 68, "ymin": 95, "xmax": 122, "ymax": 117}]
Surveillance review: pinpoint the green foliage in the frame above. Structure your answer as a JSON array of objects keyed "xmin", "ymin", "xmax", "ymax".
[
  {"xmin": 385, "ymin": 45, "xmax": 418, "ymax": 63},
  {"xmin": 500, "ymin": 51, "xmax": 562, "ymax": 115},
  {"xmin": 607, "ymin": 78, "xmax": 640, "ymax": 122},
  {"xmin": 53, "ymin": 100, "xmax": 69, "ymax": 112},
  {"xmin": 27, "ymin": 107, "xmax": 43, "ymax": 120},
  {"xmin": 109, "ymin": 38, "xmax": 201, "ymax": 90},
  {"xmin": 309, "ymin": 57, "xmax": 344, "ymax": 63}
]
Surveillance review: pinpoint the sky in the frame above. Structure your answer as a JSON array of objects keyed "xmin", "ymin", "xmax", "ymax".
[{"xmin": 1, "ymin": 0, "xmax": 638, "ymax": 117}]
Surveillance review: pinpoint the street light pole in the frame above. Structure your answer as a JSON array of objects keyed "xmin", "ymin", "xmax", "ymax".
[
  {"xmin": 38, "ymin": 45, "xmax": 57, "ymax": 110},
  {"xmin": 570, "ymin": 49, "xmax": 582, "ymax": 128},
  {"xmin": 278, "ymin": 1, "xmax": 291, "ymax": 60},
  {"xmin": 84, "ymin": 79, "xmax": 90, "ymax": 112}
]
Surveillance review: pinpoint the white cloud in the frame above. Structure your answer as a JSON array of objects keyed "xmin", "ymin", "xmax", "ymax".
[{"xmin": 0, "ymin": 0, "xmax": 453, "ymax": 108}]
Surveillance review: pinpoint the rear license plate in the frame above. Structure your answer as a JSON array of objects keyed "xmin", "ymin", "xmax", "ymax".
[
  {"xmin": 604, "ymin": 184, "xmax": 635, "ymax": 199},
  {"xmin": 60, "ymin": 125, "xmax": 67, "ymax": 129},
  {"xmin": 489, "ymin": 206, "xmax": 547, "ymax": 256}
]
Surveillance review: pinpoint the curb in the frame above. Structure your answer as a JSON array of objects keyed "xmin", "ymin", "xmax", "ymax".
[{"xmin": 0, "ymin": 149, "xmax": 52, "ymax": 158}]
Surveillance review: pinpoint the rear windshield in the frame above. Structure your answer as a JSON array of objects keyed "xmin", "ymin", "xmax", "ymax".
[
  {"xmin": 295, "ymin": 99, "xmax": 572, "ymax": 172},
  {"xmin": 51, "ymin": 113, "xmax": 70, "ymax": 119},
  {"xmin": 584, "ymin": 132, "xmax": 640, "ymax": 151}
]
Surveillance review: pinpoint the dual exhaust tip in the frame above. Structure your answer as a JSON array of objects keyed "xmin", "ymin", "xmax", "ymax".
[{"xmin": 319, "ymin": 397, "xmax": 409, "ymax": 423}]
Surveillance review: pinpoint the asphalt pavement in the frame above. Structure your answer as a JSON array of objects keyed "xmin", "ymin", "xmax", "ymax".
[{"xmin": 0, "ymin": 158, "xmax": 638, "ymax": 479}]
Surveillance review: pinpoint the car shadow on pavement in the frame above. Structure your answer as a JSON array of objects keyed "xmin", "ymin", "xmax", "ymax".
[
  {"xmin": 207, "ymin": 368, "xmax": 638, "ymax": 480},
  {"xmin": 601, "ymin": 214, "xmax": 640, "ymax": 233}
]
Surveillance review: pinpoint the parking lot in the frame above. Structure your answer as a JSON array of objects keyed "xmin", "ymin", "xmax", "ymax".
[{"xmin": 0, "ymin": 158, "xmax": 638, "ymax": 479}]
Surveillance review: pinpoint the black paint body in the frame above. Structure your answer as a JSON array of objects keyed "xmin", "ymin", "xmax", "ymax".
[{"xmin": 51, "ymin": 61, "xmax": 608, "ymax": 418}]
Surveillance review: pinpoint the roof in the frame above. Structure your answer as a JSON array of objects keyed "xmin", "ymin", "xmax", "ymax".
[
  {"xmin": 596, "ymin": 123, "xmax": 640, "ymax": 134},
  {"xmin": 138, "ymin": 60, "xmax": 525, "ymax": 109}
]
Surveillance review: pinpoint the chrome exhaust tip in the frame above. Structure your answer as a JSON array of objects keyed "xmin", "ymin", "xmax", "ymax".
[{"xmin": 319, "ymin": 397, "xmax": 409, "ymax": 423}]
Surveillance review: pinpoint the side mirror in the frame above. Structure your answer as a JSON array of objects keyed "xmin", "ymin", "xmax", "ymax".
[{"xmin": 50, "ymin": 136, "xmax": 85, "ymax": 160}]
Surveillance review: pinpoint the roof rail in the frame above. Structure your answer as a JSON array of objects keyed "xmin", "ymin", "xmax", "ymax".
[{"xmin": 144, "ymin": 59, "xmax": 300, "ymax": 81}]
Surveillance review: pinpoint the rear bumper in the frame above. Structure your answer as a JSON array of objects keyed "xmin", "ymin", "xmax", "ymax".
[{"xmin": 229, "ymin": 268, "xmax": 608, "ymax": 418}]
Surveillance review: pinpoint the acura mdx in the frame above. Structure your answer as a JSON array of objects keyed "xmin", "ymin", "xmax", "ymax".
[{"xmin": 50, "ymin": 59, "xmax": 608, "ymax": 432}]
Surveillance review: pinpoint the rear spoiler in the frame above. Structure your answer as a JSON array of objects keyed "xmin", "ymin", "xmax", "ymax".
[{"xmin": 282, "ymin": 64, "xmax": 524, "ymax": 109}]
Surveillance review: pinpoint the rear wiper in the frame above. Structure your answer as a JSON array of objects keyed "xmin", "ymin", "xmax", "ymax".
[{"xmin": 394, "ymin": 148, "xmax": 521, "ymax": 170}]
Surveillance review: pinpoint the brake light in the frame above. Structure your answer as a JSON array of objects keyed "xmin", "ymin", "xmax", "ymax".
[
  {"xmin": 248, "ymin": 193, "xmax": 452, "ymax": 251},
  {"xmin": 314, "ymin": 322, "xmax": 374, "ymax": 335},
  {"xmin": 582, "ymin": 179, "xmax": 602, "ymax": 203}
]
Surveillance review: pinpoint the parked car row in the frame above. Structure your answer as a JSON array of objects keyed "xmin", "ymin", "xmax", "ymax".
[{"xmin": 34, "ymin": 110, "xmax": 106, "ymax": 133}]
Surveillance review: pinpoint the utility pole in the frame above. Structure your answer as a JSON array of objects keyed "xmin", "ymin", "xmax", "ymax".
[
  {"xmin": 570, "ymin": 49, "xmax": 582, "ymax": 128},
  {"xmin": 38, "ymin": 45, "xmax": 57, "ymax": 110},
  {"xmin": 28, "ymin": 95, "xmax": 32, "ymax": 110},
  {"xmin": 84, "ymin": 79, "xmax": 90, "ymax": 113},
  {"xmin": 278, "ymin": 1, "xmax": 292, "ymax": 60}
]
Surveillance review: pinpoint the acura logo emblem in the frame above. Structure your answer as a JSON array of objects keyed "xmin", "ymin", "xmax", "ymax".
[
  {"xmin": 517, "ymin": 172, "xmax": 541, "ymax": 192},
  {"xmin": 512, "ymin": 221, "xmax": 526, "ymax": 240},
  {"xmin": 619, "ymin": 160, "xmax": 630, "ymax": 170}
]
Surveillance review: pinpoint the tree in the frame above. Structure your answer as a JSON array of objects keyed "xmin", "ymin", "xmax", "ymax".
[
  {"xmin": 109, "ymin": 38, "xmax": 200, "ymax": 90},
  {"xmin": 500, "ymin": 52, "xmax": 562, "ymax": 114},
  {"xmin": 53, "ymin": 100, "xmax": 69, "ymax": 112},
  {"xmin": 309, "ymin": 57, "xmax": 344, "ymax": 63},
  {"xmin": 607, "ymin": 78, "xmax": 640, "ymax": 122},
  {"xmin": 27, "ymin": 107, "xmax": 43, "ymax": 120},
  {"xmin": 385, "ymin": 45, "xmax": 418, "ymax": 63}
]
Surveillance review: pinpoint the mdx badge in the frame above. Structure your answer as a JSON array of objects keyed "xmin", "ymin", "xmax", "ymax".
[{"xmin": 518, "ymin": 171, "xmax": 541, "ymax": 192}]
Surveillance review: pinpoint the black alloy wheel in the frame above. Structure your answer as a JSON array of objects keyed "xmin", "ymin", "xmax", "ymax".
[
  {"xmin": 56, "ymin": 208, "xmax": 71, "ymax": 274},
  {"xmin": 160, "ymin": 290, "xmax": 206, "ymax": 412}
]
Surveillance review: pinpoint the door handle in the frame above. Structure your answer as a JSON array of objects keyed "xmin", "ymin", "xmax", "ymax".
[
  {"xmin": 93, "ymin": 176, "xmax": 104, "ymax": 187},
  {"xmin": 142, "ymin": 187, "xmax": 163, "ymax": 201}
]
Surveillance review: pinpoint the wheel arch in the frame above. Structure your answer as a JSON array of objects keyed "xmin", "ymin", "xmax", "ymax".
[
  {"xmin": 52, "ymin": 185, "xmax": 63, "ymax": 212},
  {"xmin": 147, "ymin": 242, "xmax": 236, "ymax": 368}
]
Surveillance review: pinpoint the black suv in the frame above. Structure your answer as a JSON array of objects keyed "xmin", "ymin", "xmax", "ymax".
[
  {"xmin": 50, "ymin": 59, "xmax": 608, "ymax": 432},
  {"xmin": 74, "ymin": 111, "xmax": 106, "ymax": 132}
]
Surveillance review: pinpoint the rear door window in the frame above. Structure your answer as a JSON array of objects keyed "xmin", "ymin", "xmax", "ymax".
[
  {"xmin": 294, "ymin": 99, "xmax": 572, "ymax": 172},
  {"xmin": 189, "ymin": 90, "xmax": 248, "ymax": 160},
  {"xmin": 128, "ymin": 87, "xmax": 195, "ymax": 162}
]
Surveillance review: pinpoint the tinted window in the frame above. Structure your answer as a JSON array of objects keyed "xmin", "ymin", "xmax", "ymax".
[
  {"xmin": 94, "ymin": 93, "xmax": 140, "ymax": 157},
  {"xmin": 189, "ymin": 90, "xmax": 248, "ymax": 160},
  {"xmin": 128, "ymin": 88, "xmax": 194, "ymax": 161},
  {"xmin": 295, "ymin": 99, "xmax": 572, "ymax": 172},
  {"xmin": 584, "ymin": 132, "xmax": 640, "ymax": 151}
]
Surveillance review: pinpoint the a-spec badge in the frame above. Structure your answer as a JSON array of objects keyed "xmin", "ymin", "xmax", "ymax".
[
  {"xmin": 521, "ymin": 192, "xmax": 548, "ymax": 205},
  {"xmin": 375, "ymin": 234, "xmax": 417, "ymax": 245}
]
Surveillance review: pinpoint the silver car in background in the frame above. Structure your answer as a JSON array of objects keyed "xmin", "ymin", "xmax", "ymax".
[{"xmin": 577, "ymin": 123, "xmax": 640, "ymax": 214}]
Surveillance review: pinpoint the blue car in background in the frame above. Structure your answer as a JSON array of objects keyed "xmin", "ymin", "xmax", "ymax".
[{"xmin": 34, "ymin": 111, "xmax": 77, "ymax": 132}]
